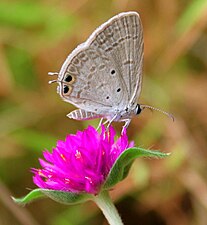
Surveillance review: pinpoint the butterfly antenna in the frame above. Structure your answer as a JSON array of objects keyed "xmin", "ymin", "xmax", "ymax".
[{"xmin": 140, "ymin": 104, "xmax": 175, "ymax": 122}]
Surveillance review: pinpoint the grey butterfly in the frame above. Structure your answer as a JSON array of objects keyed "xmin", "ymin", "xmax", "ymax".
[{"xmin": 49, "ymin": 11, "xmax": 173, "ymax": 129}]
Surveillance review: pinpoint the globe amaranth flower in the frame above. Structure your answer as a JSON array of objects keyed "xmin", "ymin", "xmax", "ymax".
[{"xmin": 32, "ymin": 126, "xmax": 134, "ymax": 195}]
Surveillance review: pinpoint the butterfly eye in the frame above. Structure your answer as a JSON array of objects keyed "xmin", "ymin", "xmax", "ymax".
[
  {"xmin": 135, "ymin": 104, "xmax": 142, "ymax": 115},
  {"xmin": 117, "ymin": 88, "xmax": 121, "ymax": 92}
]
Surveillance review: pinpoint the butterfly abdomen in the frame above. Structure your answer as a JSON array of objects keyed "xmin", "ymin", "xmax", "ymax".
[{"xmin": 67, "ymin": 109, "xmax": 102, "ymax": 121}]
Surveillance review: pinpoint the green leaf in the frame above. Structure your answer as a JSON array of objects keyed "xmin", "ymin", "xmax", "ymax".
[
  {"xmin": 12, "ymin": 189, "xmax": 45, "ymax": 205},
  {"xmin": 42, "ymin": 190, "xmax": 92, "ymax": 205},
  {"xmin": 13, "ymin": 188, "xmax": 92, "ymax": 205},
  {"xmin": 13, "ymin": 148, "xmax": 170, "ymax": 206},
  {"xmin": 103, "ymin": 147, "xmax": 170, "ymax": 189}
]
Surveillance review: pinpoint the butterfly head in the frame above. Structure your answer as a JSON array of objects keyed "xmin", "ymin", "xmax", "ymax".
[
  {"xmin": 137, "ymin": 104, "xmax": 175, "ymax": 121},
  {"xmin": 135, "ymin": 104, "xmax": 142, "ymax": 115}
]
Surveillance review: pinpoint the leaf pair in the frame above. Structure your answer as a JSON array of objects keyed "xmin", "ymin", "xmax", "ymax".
[{"xmin": 13, "ymin": 147, "xmax": 169, "ymax": 205}]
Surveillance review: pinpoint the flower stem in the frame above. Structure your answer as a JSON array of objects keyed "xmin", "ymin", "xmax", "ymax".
[{"xmin": 92, "ymin": 191, "xmax": 124, "ymax": 225}]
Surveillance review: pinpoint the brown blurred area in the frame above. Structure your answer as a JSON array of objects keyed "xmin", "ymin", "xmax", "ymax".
[{"xmin": 0, "ymin": 0, "xmax": 207, "ymax": 225}]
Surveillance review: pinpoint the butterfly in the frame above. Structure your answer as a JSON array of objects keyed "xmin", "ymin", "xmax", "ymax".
[{"xmin": 49, "ymin": 11, "xmax": 173, "ymax": 130}]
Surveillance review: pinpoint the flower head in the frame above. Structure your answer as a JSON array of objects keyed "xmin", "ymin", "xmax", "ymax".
[{"xmin": 32, "ymin": 126, "xmax": 133, "ymax": 194}]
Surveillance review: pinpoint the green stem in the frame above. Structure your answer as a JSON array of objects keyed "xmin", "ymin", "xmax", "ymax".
[{"xmin": 92, "ymin": 191, "xmax": 124, "ymax": 225}]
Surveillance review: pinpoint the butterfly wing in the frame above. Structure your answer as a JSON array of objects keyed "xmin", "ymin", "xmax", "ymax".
[
  {"xmin": 58, "ymin": 47, "xmax": 128, "ymax": 115},
  {"xmin": 122, "ymin": 13, "xmax": 143, "ymax": 105},
  {"xmin": 57, "ymin": 12, "xmax": 143, "ymax": 115}
]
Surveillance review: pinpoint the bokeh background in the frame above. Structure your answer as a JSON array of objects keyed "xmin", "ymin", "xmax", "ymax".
[{"xmin": 0, "ymin": 0, "xmax": 207, "ymax": 225}]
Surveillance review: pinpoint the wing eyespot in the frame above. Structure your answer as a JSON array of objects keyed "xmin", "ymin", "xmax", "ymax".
[
  {"xmin": 110, "ymin": 69, "xmax": 116, "ymax": 75},
  {"xmin": 63, "ymin": 85, "xmax": 69, "ymax": 94},
  {"xmin": 63, "ymin": 85, "xmax": 72, "ymax": 96},
  {"xmin": 65, "ymin": 74, "xmax": 75, "ymax": 84}
]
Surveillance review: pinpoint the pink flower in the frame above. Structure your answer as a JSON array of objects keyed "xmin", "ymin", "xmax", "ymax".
[{"xmin": 32, "ymin": 126, "xmax": 134, "ymax": 194}]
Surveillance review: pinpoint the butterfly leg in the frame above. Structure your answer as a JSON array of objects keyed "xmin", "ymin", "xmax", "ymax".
[
  {"xmin": 96, "ymin": 118, "xmax": 111, "ymax": 131},
  {"xmin": 96, "ymin": 118, "xmax": 104, "ymax": 130},
  {"xmin": 106, "ymin": 114, "xmax": 119, "ymax": 129},
  {"xmin": 123, "ymin": 119, "xmax": 131, "ymax": 128},
  {"xmin": 103, "ymin": 119, "xmax": 110, "ymax": 125},
  {"xmin": 121, "ymin": 119, "xmax": 131, "ymax": 133}
]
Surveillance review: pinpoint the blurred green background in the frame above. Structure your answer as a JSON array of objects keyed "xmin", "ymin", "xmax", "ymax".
[{"xmin": 0, "ymin": 0, "xmax": 207, "ymax": 225}]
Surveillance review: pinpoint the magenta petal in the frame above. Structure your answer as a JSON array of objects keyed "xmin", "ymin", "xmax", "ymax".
[
  {"xmin": 33, "ymin": 174, "xmax": 48, "ymax": 189},
  {"xmin": 43, "ymin": 150, "xmax": 54, "ymax": 163},
  {"xmin": 32, "ymin": 125, "xmax": 133, "ymax": 194}
]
